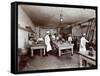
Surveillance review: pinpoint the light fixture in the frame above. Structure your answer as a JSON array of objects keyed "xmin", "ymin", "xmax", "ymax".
[{"xmin": 60, "ymin": 8, "xmax": 63, "ymax": 23}]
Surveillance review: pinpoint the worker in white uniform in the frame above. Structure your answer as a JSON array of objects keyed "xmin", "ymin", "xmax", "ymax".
[
  {"xmin": 44, "ymin": 31, "xmax": 52, "ymax": 56},
  {"xmin": 79, "ymin": 33, "xmax": 89, "ymax": 67},
  {"xmin": 79, "ymin": 33, "xmax": 89, "ymax": 52}
]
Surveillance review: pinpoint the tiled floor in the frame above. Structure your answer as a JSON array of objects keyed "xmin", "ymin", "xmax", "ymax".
[{"xmin": 21, "ymin": 53, "xmax": 80, "ymax": 71}]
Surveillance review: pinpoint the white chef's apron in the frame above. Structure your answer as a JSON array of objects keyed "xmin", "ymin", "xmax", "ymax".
[
  {"xmin": 79, "ymin": 37, "xmax": 88, "ymax": 52},
  {"xmin": 44, "ymin": 35, "xmax": 52, "ymax": 52}
]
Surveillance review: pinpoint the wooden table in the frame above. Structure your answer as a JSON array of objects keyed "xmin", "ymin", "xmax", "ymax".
[
  {"xmin": 31, "ymin": 45, "xmax": 45, "ymax": 56},
  {"xmin": 79, "ymin": 51, "xmax": 96, "ymax": 67},
  {"xmin": 53, "ymin": 41, "xmax": 74, "ymax": 56}
]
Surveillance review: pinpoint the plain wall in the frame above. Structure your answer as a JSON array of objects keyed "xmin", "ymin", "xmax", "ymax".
[{"xmin": 18, "ymin": 6, "xmax": 35, "ymax": 48}]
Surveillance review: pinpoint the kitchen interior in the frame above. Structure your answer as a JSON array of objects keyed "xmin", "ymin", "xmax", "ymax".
[{"xmin": 18, "ymin": 5, "xmax": 96, "ymax": 72}]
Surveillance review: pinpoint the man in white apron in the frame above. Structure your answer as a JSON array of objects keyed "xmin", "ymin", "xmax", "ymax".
[
  {"xmin": 79, "ymin": 33, "xmax": 89, "ymax": 52},
  {"xmin": 79, "ymin": 33, "xmax": 89, "ymax": 67},
  {"xmin": 44, "ymin": 31, "xmax": 52, "ymax": 55}
]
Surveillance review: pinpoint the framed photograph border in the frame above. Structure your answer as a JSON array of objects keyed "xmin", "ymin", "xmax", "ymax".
[{"xmin": 11, "ymin": 1, "xmax": 98, "ymax": 74}]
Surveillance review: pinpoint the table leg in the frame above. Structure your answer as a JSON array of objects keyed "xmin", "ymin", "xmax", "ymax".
[
  {"xmin": 58, "ymin": 49, "xmax": 61, "ymax": 56},
  {"xmin": 31, "ymin": 48, "xmax": 34, "ymax": 56},
  {"xmin": 80, "ymin": 55, "xmax": 83, "ymax": 67},
  {"xmin": 43, "ymin": 48, "xmax": 45, "ymax": 56},
  {"xmin": 71, "ymin": 48, "xmax": 73, "ymax": 56}
]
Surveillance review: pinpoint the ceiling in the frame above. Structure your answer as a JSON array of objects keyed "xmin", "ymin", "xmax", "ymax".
[{"xmin": 20, "ymin": 5, "xmax": 96, "ymax": 28}]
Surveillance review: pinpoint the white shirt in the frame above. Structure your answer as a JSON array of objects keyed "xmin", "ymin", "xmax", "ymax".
[
  {"xmin": 80, "ymin": 37, "xmax": 88, "ymax": 47},
  {"xmin": 79, "ymin": 37, "xmax": 89, "ymax": 52}
]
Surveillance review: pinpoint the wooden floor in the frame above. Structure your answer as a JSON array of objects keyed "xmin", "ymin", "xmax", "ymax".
[{"xmin": 19, "ymin": 53, "xmax": 81, "ymax": 72}]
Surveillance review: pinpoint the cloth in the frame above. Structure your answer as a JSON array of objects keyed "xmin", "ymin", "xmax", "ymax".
[
  {"xmin": 44, "ymin": 35, "xmax": 52, "ymax": 52},
  {"xmin": 79, "ymin": 37, "xmax": 89, "ymax": 52}
]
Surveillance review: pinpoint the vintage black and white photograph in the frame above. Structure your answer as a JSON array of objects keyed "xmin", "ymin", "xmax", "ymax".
[{"xmin": 16, "ymin": 3, "xmax": 97, "ymax": 73}]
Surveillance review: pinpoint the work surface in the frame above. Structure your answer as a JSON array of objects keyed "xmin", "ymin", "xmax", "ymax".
[
  {"xmin": 30, "ymin": 43, "xmax": 45, "ymax": 56},
  {"xmin": 53, "ymin": 41, "xmax": 74, "ymax": 56},
  {"xmin": 79, "ymin": 51, "xmax": 96, "ymax": 61},
  {"xmin": 30, "ymin": 41, "xmax": 74, "ymax": 56},
  {"xmin": 53, "ymin": 41, "xmax": 74, "ymax": 49},
  {"xmin": 79, "ymin": 51, "xmax": 96, "ymax": 67}
]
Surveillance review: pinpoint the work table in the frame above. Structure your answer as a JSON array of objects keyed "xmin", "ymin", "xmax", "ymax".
[
  {"xmin": 53, "ymin": 41, "xmax": 74, "ymax": 56},
  {"xmin": 79, "ymin": 51, "xmax": 96, "ymax": 67}
]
